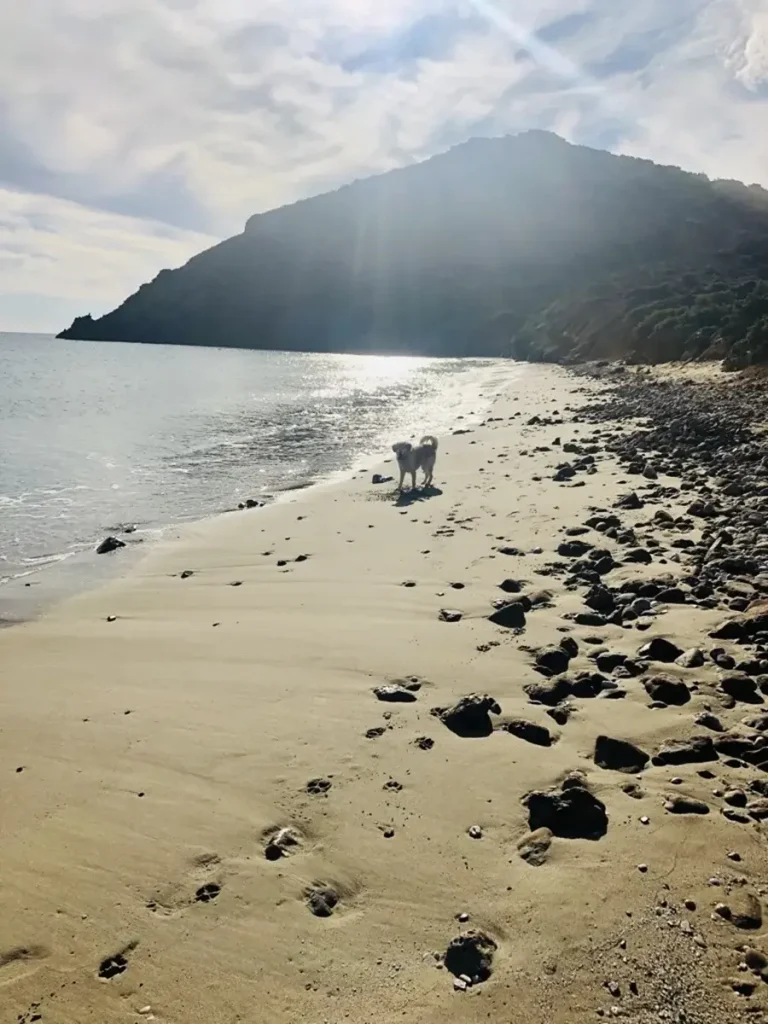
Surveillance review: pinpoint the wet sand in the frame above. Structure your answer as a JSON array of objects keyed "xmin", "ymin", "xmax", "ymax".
[{"xmin": 1, "ymin": 361, "xmax": 767, "ymax": 1024}]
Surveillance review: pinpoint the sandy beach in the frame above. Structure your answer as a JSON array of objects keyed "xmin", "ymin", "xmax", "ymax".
[{"xmin": 2, "ymin": 361, "xmax": 767, "ymax": 1024}]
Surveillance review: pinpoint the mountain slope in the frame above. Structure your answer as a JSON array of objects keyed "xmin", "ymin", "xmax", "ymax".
[{"xmin": 59, "ymin": 132, "xmax": 768, "ymax": 366}]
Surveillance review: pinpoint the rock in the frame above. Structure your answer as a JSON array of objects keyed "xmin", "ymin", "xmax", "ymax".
[
  {"xmin": 721, "ymin": 675, "xmax": 761, "ymax": 703},
  {"xmin": 524, "ymin": 783, "xmax": 608, "ymax": 840},
  {"xmin": 444, "ymin": 930, "xmax": 497, "ymax": 983},
  {"xmin": 730, "ymin": 892, "xmax": 763, "ymax": 930},
  {"xmin": 96, "ymin": 536, "xmax": 126, "ymax": 554},
  {"xmin": 553, "ymin": 464, "xmax": 576, "ymax": 482},
  {"xmin": 688, "ymin": 500, "xmax": 718, "ymax": 518},
  {"xmin": 467, "ymin": 825, "xmax": 483, "ymax": 839},
  {"xmin": 497, "ymin": 546, "xmax": 524, "ymax": 556},
  {"xmin": 559, "ymin": 636, "xmax": 579, "ymax": 659},
  {"xmin": 535, "ymin": 646, "xmax": 571, "ymax": 676},
  {"xmin": 585, "ymin": 586, "xmax": 616, "ymax": 614},
  {"xmin": 558, "ymin": 540, "xmax": 593, "ymax": 557},
  {"xmin": 747, "ymin": 798, "xmax": 768, "ymax": 820},
  {"xmin": 653, "ymin": 736, "xmax": 717, "ymax": 765},
  {"xmin": 414, "ymin": 736, "xmax": 434, "ymax": 750},
  {"xmin": 488, "ymin": 601, "xmax": 526, "ymax": 629},
  {"xmin": 439, "ymin": 609, "xmax": 463, "ymax": 623},
  {"xmin": 574, "ymin": 612, "xmax": 608, "ymax": 627},
  {"xmin": 638, "ymin": 637, "xmax": 684, "ymax": 663},
  {"xmin": 709, "ymin": 619, "xmax": 744, "ymax": 641},
  {"xmin": 371, "ymin": 473, "xmax": 392, "ymax": 484},
  {"xmin": 366, "ymin": 727, "xmax": 386, "ymax": 739},
  {"xmin": 625, "ymin": 548, "xmax": 653, "ymax": 564},
  {"xmin": 524, "ymin": 677, "xmax": 573, "ymax": 706},
  {"xmin": 373, "ymin": 684, "xmax": 417, "ymax": 703},
  {"xmin": 665, "ymin": 795, "xmax": 709, "ymax": 814},
  {"xmin": 179, "ymin": 569, "xmax": 194, "ymax": 579},
  {"xmin": 506, "ymin": 719, "xmax": 552, "ymax": 747},
  {"xmin": 264, "ymin": 826, "xmax": 302, "ymax": 860},
  {"xmin": 305, "ymin": 885, "xmax": 339, "ymax": 917},
  {"xmin": 658, "ymin": 587, "xmax": 687, "ymax": 604},
  {"xmin": 676, "ymin": 648, "xmax": 705, "ymax": 668},
  {"xmin": 615, "ymin": 492, "xmax": 643, "ymax": 510},
  {"xmin": 596, "ymin": 652, "xmax": 627, "ymax": 673},
  {"xmin": 498, "ymin": 578, "xmax": 522, "ymax": 594},
  {"xmin": 695, "ymin": 712, "xmax": 724, "ymax": 732},
  {"xmin": 744, "ymin": 948, "xmax": 768, "ymax": 972},
  {"xmin": 724, "ymin": 789, "xmax": 747, "ymax": 807},
  {"xmin": 643, "ymin": 675, "xmax": 691, "ymax": 706},
  {"xmin": 594, "ymin": 735, "xmax": 649, "ymax": 774},
  {"xmin": 436, "ymin": 694, "xmax": 501, "ymax": 737},
  {"xmin": 516, "ymin": 827, "xmax": 553, "ymax": 866}
]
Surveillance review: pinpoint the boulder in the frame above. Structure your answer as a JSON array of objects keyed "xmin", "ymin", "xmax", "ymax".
[
  {"xmin": 594, "ymin": 735, "xmax": 649, "ymax": 774},
  {"xmin": 96, "ymin": 536, "xmax": 126, "ymax": 554},
  {"xmin": 653, "ymin": 736, "xmax": 717, "ymax": 765},
  {"xmin": 435, "ymin": 694, "xmax": 501, "ymax": 737},
  {"xmin": 524, "ymin": 782, "xmax": 608, "ymax": 840},
  {"xmin": 488, "ymin": 601, "xmax": 526, "ymax": 629},
  {"xmin": 643, "ymin": 675, "xmax": 690, "ymax": 706},
  {"xmin": 638, "ymin": 637, "xmax": 684, "ymax": 663}
]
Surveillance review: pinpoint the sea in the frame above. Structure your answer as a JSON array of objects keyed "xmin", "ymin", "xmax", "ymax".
[{"xmin": 0, "ymin": 333, "xmax": 511, "ymax": 620}]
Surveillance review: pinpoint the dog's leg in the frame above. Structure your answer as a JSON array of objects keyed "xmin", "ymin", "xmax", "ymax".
[
  {"xmin": 410, "ymin": 469, "xmax": 417, "ymax": 490},
  {"xmin": 398, "ymin": 466, "xmax": 406, "ymax": 491}
]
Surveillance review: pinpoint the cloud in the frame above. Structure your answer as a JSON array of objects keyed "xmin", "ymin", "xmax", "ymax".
[{"xmin": 0, "ymin": 0, "xmax": 766, "ymax": 331}]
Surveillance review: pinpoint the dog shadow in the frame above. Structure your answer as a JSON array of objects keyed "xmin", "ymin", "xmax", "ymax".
[{"xmin": 394, "ymin": 486, "xmax": 443, "ymax": 507}]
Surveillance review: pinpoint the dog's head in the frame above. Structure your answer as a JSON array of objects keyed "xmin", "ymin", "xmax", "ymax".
[{"xmin": 391, "ymin": 441, "xmax": 412, "ymax": 460}]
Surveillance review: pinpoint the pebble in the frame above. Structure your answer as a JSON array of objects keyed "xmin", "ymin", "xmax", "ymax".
[
  {"xmin": 458, "ymin": 912, "xmax": 469, "ymax": 923},
  {"xmin": 640, "ymin": 816, "xmax": 650, "ymax": 825},
  {"xmin": 453, "ymin": 977, "xmax": 467, "ymax": 991},
  {"xmin": 467, "ymin": 825, "xmax": 483, "ymax": 839},
  {"xmin": 727, "ymin": 850, "xmax": 742, "ymax": 861},
  {"xmin": 637, "ymin": 864, "xmax": 648, "ymax": 873}
]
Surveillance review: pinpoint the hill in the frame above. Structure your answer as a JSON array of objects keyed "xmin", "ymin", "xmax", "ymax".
[{"xmin": 58, "ymin": 132, "xmax": 768, "ymax": 367}]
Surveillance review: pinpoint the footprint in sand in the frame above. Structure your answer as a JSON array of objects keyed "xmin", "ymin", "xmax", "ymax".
[{"xmin": 145, "ymin": 854, "xmax": 223, "ymax": 915}]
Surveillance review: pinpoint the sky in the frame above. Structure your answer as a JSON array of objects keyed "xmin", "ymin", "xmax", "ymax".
[{"xmin": 1, "ymin": 0, "xmax": 767, "ymax": 333}]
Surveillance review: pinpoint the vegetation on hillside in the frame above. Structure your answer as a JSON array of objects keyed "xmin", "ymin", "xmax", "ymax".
[{"xmin": 59, "ymin": 132, "xmax": 768, "ymax": 368}]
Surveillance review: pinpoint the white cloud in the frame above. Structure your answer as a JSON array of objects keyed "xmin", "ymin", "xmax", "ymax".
[{"xmin": 0, "ymin": 0, "xmax": 766, "ymax": 331}]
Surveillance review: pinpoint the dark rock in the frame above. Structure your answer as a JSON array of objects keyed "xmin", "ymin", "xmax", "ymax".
[
  {"xmin": 585, "ymin": 585, "xmax": 616, "ymax": 614},
  {"xmin": 553, "ymin": 464, "xmax": 576, "ymax": 482},
  {"xmin": 497, "ymin": 546, "xmax": 524, "ymax": 556},
  {"xmin": 436, "ymin": 694, "xmax": 501, "ymax": 737},
  {"xmin": 306, "ymin": 885, "xmax": 339, "ymax": 917},
  {"xmin": 687, "ymin": 500, "xmax": 718, "ymax": 518},
  {"xmin": 596, "ymin": 652, "xmax": 627, "ymax": 673},
  {"xmin": 574, "ymin": 612, "xmax": 608, "ymax": 627},
  {"xmin": 724, "ymin": 789, "xmax": 747, "ymax": 807},
  {"xmin": 558, "ymin": 540, "xmax": 593, "ymax": 557},
  {"xmin": 371, "ymin": 474, "xmax": 392, "ymax": 484},
  {"xmin": 365, "ymin": 727, "xmax": 386, "ymax": 739},
  {"xmin": 664, "ymin": 795, "xmax": 709, "ymax": 814},
  {"xmin": 643, "ymin": 675, "xmax": 690, "ymax": 705},
  {"xmin": 638, "ymin": 637, "xmax": 684, "ymax": 663},
  {"xmin": 444, "ymin": 930, "xmax": 497, "ymax": 983},
  {"xmin": 695, "ymin": 712, "xmax": 724, "ymax": 731},
  {"xmin": 653, "ymin": 736, "xmax": 717, "ymax": 765},
  {"xmin": 571, "ymin": 672, "xmax": 608, "ymax": 697},
  {"xmin": 373, "ymin": 684, "xmax": 417, "ymax": 703},
  {"xmin": 559, "ymin": 636, "xmax": 579, "ymax": 659},
  {"xmin": 658, "ymin": 588, "xmax": 687, "ymax": 603},
  {"xmin": 594, "ymin": 735, "xmax": 649, "ymax": 774},
  {"xmin": 439, "ymin": 608, "xmax": 463, "ymax": 623},
  {"xmin": 547, "ymin": 704, "xmax": 572, "ymax": 725},
  {"xmin": 525, "ymin": 783, "xmax": 608, "ymax": 840},
  {"xmin": 721, "ymin": 675, "xmax": 761, "ymax": 704},
  {"xmin": 624, "ymin": 548, "xmax": 652, "ymax": 564},
  {"xmin": 525, "ymin": 677, "xmax": 574, "ymax": 706},
  {"xmin": 710, "ymin": 619, "xmax": 745, "ymax": 641},
  {"xmin": 498, "ymin": 578, "xmax": 522, "ymax": 594},
  {"xmin": 615, "ymin": 492, "xmax": 643, "ymax": 510},
  {"xmin": 96, "ymin": 536, "xmax": 126, "ymax": 554},
  {"xmin": 488, "ymin": 601, "xmax": 526, "ymax": 629},
  {"xmin": 535, "ymin": 645, "xmax": 571, "ymax": 676},
  {"xmin": 506, "ymin": 719, "xmax": 552, "ymax": 747},
  {"xmin": 516, "ymin": 827, "xmax": 553, "ymax": 866}
]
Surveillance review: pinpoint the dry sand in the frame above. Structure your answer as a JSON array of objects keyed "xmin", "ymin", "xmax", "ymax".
[{"xmin": 1, "ymin": 363, "xmax": 766, "ymax": 1024}]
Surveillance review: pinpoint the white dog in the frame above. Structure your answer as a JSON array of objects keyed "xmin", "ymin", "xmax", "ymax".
[{"xmin": 391, "ymin": 435, "xmax": 438, "ymax": 491}]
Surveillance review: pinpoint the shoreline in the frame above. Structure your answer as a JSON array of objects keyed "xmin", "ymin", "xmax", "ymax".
[
  {"xmin": 2, "ymin": 360, "xmax": 767, "ymax": 1023},
  {"xmin": 0, "ymin": 355, "xmax": 508, "ymax": 628}
]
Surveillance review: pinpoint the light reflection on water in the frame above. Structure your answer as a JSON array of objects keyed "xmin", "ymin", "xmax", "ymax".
[{"xmin": 0, "ymin": 335, "xmax": 511, "ymax": 584}]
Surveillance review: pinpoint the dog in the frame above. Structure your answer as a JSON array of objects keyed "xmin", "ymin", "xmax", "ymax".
[{"xmin": 391, "ymin": 435, "xmax": 438, "ymax": 491}]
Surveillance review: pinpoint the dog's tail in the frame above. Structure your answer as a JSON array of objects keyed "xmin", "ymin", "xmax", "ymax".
[{"xmin": 420, "ymin": 435, "xmax": 438, "ymax": 450}]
